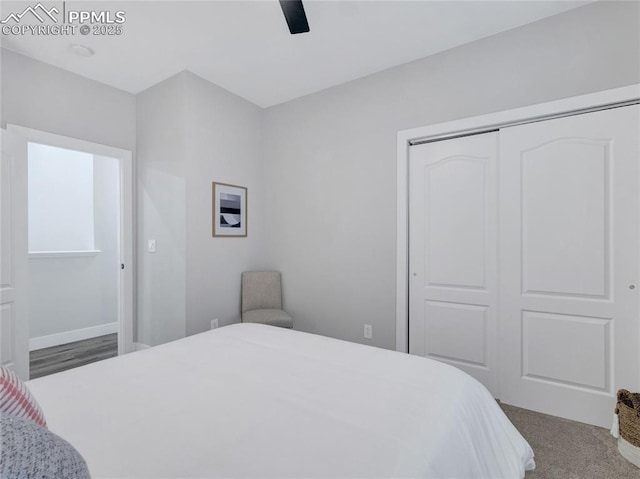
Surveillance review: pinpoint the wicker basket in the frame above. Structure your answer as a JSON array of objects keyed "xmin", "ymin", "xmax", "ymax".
[{"xmin": 614, "ymin": 389, "xmax": 640, "ymax": 467}]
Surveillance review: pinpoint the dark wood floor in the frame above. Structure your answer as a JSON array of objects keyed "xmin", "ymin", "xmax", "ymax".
[{"xmin": 29, "ymin": 333, "xmax": 118, "ymax": 379}]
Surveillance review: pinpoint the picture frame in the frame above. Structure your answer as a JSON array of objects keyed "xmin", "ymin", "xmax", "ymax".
[{"xmin": 212, "ymin": 182, "xmax": 247, "ymax": 237}]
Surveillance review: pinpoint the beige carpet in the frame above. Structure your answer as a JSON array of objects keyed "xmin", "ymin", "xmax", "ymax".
[{"xmin": 501, "ymin": 404, "xmax": 640, "ymax": 479}]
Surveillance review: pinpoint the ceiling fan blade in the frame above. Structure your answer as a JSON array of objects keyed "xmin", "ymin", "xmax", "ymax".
[{"xmin": 279, "ymin": 0, "xmax": 310, "ymax": 35}]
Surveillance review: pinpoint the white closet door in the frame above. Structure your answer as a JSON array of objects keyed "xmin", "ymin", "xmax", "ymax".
[
  {"xmin": 0, "ymin": 130, "xmax": 29, "ymax": 379},
  {"xmin": 499, "ymin": 105, "xmax": 640, "ymax": 427},
  {"xmin": 409, "ymin": 132, "xmax": 498, "ymax": 394}
]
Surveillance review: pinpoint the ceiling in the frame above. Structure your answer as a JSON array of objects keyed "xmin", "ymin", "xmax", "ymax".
[{"xmin": 1, "ymin": 1, "xmax": 592, "ymax": 107}]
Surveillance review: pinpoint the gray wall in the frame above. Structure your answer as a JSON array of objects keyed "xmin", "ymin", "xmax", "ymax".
[
  {"xmin": 136, "ymin": 71, "xmax": 265, "ymax": 345},
  {"xmin": 183, "ymin": 72, "xmax": 266, "ymax": 336},
  {"xmin": 1, "ymin": 49, "xmax": 136, "ymax": 151},
  {"xmin": 262, "ymin": 1, "xmax": 640, "ymax": 349},
  {"xmin": 136, "ymin": 73, "xmax": 187, "ymax": 346},
  {"xmin": 28, "ymin": 255, "xmax": 111, "ymax": 339}
]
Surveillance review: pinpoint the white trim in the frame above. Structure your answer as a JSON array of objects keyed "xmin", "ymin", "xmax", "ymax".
[
  {"xmin": 134, "ymin": 342, "xmax": 151, "ymax": 351},
  {"xmin": 118, "ymin": 141, "xmax": 134, "ymax": 357},
  {"xmin": 7, "ymin": 125, "xmax": 132, "ymax": 159},
  {"xmin": 29, "ymin": 322, "xmax": 118, "ymax": 351},
  {"xmin": 395, "ymin": 84, "xmax": 640, "ymax": 353},
  {"xmin": 29, "ymin": 250, "xmax": 101, "ymax": 258},
  {"xmin": 7, "ymin": 124, "xmax": 136, "ymax": 357},
  {"xmin": 396, "ymin": 135, "xmax": 410, "ymax": 353}
]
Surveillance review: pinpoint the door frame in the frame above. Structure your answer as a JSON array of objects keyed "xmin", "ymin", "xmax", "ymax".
[
  {"xmin": 7, "ymin": 124, "xmax": 135, "ymax": 357},
  {"xmin": 396, "ymin": 84, "xmax": 640, "ymax": 353}
]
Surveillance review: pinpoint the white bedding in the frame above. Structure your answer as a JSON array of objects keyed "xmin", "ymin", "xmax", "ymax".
[{"xmin": 27, "ymin": 324, "xmax": 534, "ymax": 478}]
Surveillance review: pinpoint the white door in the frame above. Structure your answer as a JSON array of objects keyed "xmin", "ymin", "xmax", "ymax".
[
  {"xmin": 0, "ymin": 129, "xmax": 29, "ymax": 379},
  {"xmin": 409, "ymin": 132, "xmax": 498, "ymax": 394},
  {"xmin": 499, "ymin": 105, "xmax": 640, "ymax": 428}
]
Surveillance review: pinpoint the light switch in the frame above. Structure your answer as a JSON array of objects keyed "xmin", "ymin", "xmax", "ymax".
[{"xmin": 148, "ymin": 239, "xmax": 156, "ymax": 253}]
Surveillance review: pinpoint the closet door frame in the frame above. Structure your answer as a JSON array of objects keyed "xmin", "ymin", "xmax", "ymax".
[{"xmin": 396, "ymin": 84, "xmax": 640, "ymax": 353}]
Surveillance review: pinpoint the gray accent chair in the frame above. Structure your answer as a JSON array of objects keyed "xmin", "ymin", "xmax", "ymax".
[{"xmin": 241, "ymin": 271, "xmax": 293, "ymax": 328}]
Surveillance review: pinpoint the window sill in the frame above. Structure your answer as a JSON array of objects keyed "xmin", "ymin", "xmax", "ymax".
[{"xmin": 28, "ymin": 250, "xmax": 101, "ymax": 258}]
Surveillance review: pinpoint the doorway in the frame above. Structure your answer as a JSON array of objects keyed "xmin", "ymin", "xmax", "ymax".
[{"xmin": 6, "ymin": 125, "xmax": 133, "ymax": 379}]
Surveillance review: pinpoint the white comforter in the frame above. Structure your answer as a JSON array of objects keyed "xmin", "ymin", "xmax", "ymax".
[{"xmin": 27, "ymin": 324, "xmax": 534, "ymax": 478}]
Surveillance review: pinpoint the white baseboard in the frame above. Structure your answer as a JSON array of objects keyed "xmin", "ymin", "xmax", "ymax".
[
  {"xmin": 134, "ymin": 342, "xmax": 151, "ymax": 351},
  {"xmin": 30, "ymin": 322, "xmax": 119, "ymax": 351}
]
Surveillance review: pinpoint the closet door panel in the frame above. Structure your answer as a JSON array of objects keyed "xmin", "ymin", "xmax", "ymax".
[
  {"xmin": 499, "ymin": 105, "xmax": 639, "ymax": 428},
  {"xmin": 521, "ymin": 141, "xmax": 608, "ymax": 297},
  {"xmin": 409, "ymin": 132, "xmax": 498, "ymax": 394},
  {"xmin": 425, "ymin": 158, "xmax": 486, "ymax": 289}
]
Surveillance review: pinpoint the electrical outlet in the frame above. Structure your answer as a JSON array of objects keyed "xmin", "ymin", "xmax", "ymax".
[
  {"xmin": 211, "ymin": 319, "xmax": 219, "ymax": 329},
  {"xmin": 364, "ymin": 324, "xmax": 373, "ymax": 340}
]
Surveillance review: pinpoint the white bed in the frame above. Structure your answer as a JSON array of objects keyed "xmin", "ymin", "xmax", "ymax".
[{"xmin": 27, "ymin": 324, "xmax": 535, "ymax": 478}]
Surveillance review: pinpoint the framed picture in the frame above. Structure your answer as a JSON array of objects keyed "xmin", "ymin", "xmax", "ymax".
[{"xmin": 212, "ymin": 182, "xmax": 247, "ymax": 237}]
